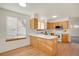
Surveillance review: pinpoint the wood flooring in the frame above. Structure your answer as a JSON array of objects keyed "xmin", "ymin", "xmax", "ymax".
[
  {"xmin": 0, "ymin": 43, "xmax": 79, "ymax": 56},
  {"xmin": 0, "ymin": 46, "xmax": 48, "ymax": 56}
]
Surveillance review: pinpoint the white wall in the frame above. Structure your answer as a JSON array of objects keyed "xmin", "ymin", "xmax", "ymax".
[{"xmin": 0, "ymin": 8, "xmax": 30, "ymax": 53}]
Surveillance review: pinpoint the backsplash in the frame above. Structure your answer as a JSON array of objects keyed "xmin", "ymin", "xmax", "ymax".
[{"xmin": 30, "ymin": 28, "xmax": 68, "ymax": 36}]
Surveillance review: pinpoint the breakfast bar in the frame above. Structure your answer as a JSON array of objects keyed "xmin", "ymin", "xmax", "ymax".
[{"xmin": 29, "ymin": 33, "xmax": 58, "ymax": 56}]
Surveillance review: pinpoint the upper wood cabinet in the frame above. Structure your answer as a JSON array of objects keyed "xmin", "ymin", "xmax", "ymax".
[
  {"xmin": 57, "ymin": 21, "xmax": 69, "ymax": 29},
  {"xmin": 47, "ymin": 21, "xmax": 69, "ymax": 29},
  {"xmin": 30, "ymin": 18, "xmax": 38, "ymax": 29},
  {"xmin": 47, "ymin": 22, "xmax": 54, "ymax": 29},
  {"xmin": 62, "ymin": 21, "xmax": 69, "ymax": 29}
]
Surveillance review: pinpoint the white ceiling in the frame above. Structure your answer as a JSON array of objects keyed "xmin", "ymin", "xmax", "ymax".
[{"xmin": 0, "ymin": 3, "xmax": 79, "ymax": 19}]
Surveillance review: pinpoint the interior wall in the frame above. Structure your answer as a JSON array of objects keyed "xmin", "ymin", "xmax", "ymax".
[
  {"xmin": 0, "ymin": 8, "xmax": 30, "ymax": 53},
  {"xmin": 69, "ymin": 17, "xmax": 79, "ymax": 43},
  {"xmin": 69, "ymin": 17, "xmax": 79, "ymax": 37}
]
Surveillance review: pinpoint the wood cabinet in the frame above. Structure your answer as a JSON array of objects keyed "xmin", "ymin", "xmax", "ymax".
[
  {"xmin": 30, "ymin": 18, "xmax": 38, "ymax": 29},
  {"xmin": 54, "ymin": 21, "xmax": 69, "ymax": 29},
  {"xmin": 30, "ymin": 36, "xmax": 39, "ymax": 48},
  {"xmin": 62, "ymin": 21, "xmax": 69, "ymax": 29},
  {"xmin": 30, "ymin": 36, "xmax": 58, "ymax": 56},
  {"xmin": 61, "ymin": 34, "xmax": 69, "ymax": 43},
  {"xmin": 38, "ymin": 40, "xmax": 53, "ymax": 55},
  {"xmin": 47, "ymin": 21, "xmax": 69, "ymax": 29},
  {"xmin": 47, "ymin": 22, "xmax": 54, "ymax": 29},
  {"xmin": 51, "ymin": 32, "xmax": 54, "ymax": 36}
]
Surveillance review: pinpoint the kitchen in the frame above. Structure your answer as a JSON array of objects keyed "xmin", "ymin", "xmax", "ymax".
[
  {"xmin": 29, "ymin": 15, "xmax": 69, "ymax": 55},
  {"xmin": 0, "ymin": 3, "xmax": 79, "ymax": 56}
]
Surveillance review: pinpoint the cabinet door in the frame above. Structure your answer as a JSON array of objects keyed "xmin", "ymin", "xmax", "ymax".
[
  {"xmin": 54, "ymin": 22, "xmax": 59, "ymax": 28},
  {"xmin": 30, "ymin": 36, "xmax": 39, "ymax": 48},
  {"xmin": 30, "ymin": 18, "xmax": 38, "ymax": 29},
  {"xmin": 61, "ymin": 34, "xmax": 69, "ymax": 43},
  {"xmin": 38, "ymin": 38, "xmax": 53, "ymax": 55},
  {"xmin": 64, "ymin": 21, "xmax": 69, "ymax": 29},
  {"xmin": 61, "ymin": 21, "xmax": 69, "ymax": 29},
  {"xmin": 30, "ymin": 19, "xmax": 34, "ymax": 29},
  {"xmin": 34, "ymin": 18, "xmax": 38, "ymax": 29},
  {"xmin": 47, "ymin": 22, "xmax": 54, "ymax": 29}
]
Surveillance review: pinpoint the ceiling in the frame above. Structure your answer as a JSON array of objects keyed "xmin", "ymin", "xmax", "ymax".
[{"xmin": 0, "ymin": 3, "xmax": 79, "ymax": 19}]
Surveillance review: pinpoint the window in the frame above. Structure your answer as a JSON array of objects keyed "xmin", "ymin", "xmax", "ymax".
[
  {"xmin": 6, "ymin": 16, "xmax": 18, "ymax": 39},
  {"xmin": 38, "ymin": 22, "xmax": 45, "ymax": 29},
  {"xmin": 6, "ymin": 16, "xmax": 27, "ymax": 42}
]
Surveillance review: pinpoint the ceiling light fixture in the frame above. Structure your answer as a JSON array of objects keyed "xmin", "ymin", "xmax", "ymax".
[
  {"xmin": 19, "ymin": 3, "xmax": 27, "ymax": 7},
  {"xmin": 52, "ymin": 15, "xmax": 57, "ymax": 18}
]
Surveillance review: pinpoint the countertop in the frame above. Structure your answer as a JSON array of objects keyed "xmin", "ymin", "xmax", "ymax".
[
  {"xmin": 29, "ymin": 33, "xmax": 58, "ymax": 39},
  {"xmin": 61, "ymin": 32, "xmax": 69, "ymax": 34}
]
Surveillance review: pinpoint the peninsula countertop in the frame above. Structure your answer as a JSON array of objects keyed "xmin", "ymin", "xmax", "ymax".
[{"xmin": 29, "ymin": 33, "xmax": 58, "ymax": 39}]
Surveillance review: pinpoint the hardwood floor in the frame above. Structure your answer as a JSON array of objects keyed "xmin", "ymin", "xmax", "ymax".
[
  {"xmin": 0, "ymin": 46, "xmax": 48, "ymax": 56},
  {"xmin": 0, "ymin": 43, "xmax": 79, "ymax": 56},
  {"xmin": 57, "ymin": 43, "xmax": 79, "ymax": 56}
]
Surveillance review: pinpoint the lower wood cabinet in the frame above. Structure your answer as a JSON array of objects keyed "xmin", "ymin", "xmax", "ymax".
[
  {"xmin": 61, "ymin": 34, "xmax": 69, "ymax": 43},
  {"xmin": 30, "ymin": 36, "xmax": 58, "ymax": 56},
  {"xmin": 30, "ymin": 36, "xmax": 39, "ymax": 48},
  {"xmin": 47, "ymin": 21, "xmax": 69, "ymax": 29},
  {"xmin": 38, "ymin": 41, "xmax": 53, "ymax": 55}
]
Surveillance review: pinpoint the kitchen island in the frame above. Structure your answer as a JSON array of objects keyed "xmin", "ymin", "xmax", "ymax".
[{"xmin": 29, "ymin": 33, "xmax": 58, "ymax": 56}]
